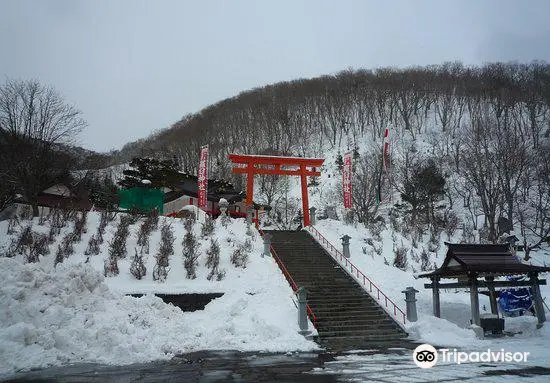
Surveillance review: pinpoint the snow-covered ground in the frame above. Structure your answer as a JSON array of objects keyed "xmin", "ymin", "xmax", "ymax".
[
  {"xmin": 0, "ymin": 213, "xmax": 318, "ymax": 377},
  {"xmin": 256, "ymin": 135, "xmax": 550, "ymax": 372},
  {"xmin": 306, "ymin": 218, "xmax": 550, "ymax": 370}
]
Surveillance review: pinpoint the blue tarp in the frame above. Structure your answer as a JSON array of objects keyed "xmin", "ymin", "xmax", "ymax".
[{"xmin": 498, "ymin": 276, "xmax": 533, "ymax": 314}]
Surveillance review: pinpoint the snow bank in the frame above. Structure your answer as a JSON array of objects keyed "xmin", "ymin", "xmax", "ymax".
[
  {"xmin": 309, "ymin": 219, "xmax": 550, "ymax": 355},
  {"xmin": 0, "ymin": 214, "xmax": 319, "ymax": 376},
  {"xmin": 0, "ymin": 257, "xmax": 317, "ymax": 376}
]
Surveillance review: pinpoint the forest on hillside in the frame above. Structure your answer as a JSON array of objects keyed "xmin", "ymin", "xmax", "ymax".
[
  {"xmin": 111, "ymin": 62, "xmax": 550, "ymax": 251},
  {"xmin": 118, "ymin": 62, "xmax": 550, "ymax": 164}
]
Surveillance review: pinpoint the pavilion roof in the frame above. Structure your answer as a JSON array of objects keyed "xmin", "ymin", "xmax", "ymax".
[{"xmin": 417, "ymin": 243, "xmax": 550, "ymax": 279}]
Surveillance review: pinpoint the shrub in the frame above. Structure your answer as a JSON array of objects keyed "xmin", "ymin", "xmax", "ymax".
[
  {"xmin": 410, "ymin": 249, "xmax": 420, "ymax": 263},
  {"xmin": 38, "ymin": 210, "xmax": 48, "ymax": 226},
  {"xmin": 153, "ymin": 223, "xmax": 174, "ymax": 282},
  {"xmin": 54, "ymin": 245, "xmax": 64, "ymax": 267},
  {"xmin": 206, "ymin": 239, "xmax": 224, "ymax": 281},
  {"xmin": 108, "ymin": 215, "xmax": 132, "ymax": 259},
  {"xmin": 95, "ymin": 226, "xmax": 104, "ymax": 244},
  {"xmin": 7, "ymin": 215, "xmax": 19, "ymax": 235},
  {"xmin": 85, "ymin": 235, "xmax": 100, "ymax": 256},
  {"xmin": 98, "ymin": 210, "xmax": 116, "ymax": 236},
  {"xmin": 201, "ymin": 216, "xmax": 214, "ymax": 238},
  {"xmin": 49, "ymin": 208, "xmax": 65, "ymax": 231},
  {"xmin": 61, "ymin": 208, "xmax": 78, "ymax": 223},
  {"xmin": 104, "ymin": 253, "xmax": 119, "ymax": 277},
  {"xmin": 393, "ymin": 242, "xmax": 408, "ymax": 270},
  {"xmin": 130, "ymin": 248, "xmax": 147, "ymax": 280},
  {"xmin": 71, "ymin": 211, "xmax": 87, "ymax": 243},
  {"xmin": 420, "ymin": 248, "xmax": 431, "ymax": 271},
  {"xmin": 14, "ymin": 225, "xmax": 33, "ymax": 255},
  {"xmin": 230, "ymin": 245, "xmax": 249, "ymax": 269},
  {"xmin": 136, "ymin": 212, "xmax": 157, "ymax": 254},
  {"xmin": 368, "ymin": 219, "xmax": 385, "ymax": 242},
  {"xmin": 61, "ymin": 233, "xmax": 75, "ymax": 258},
  {"xmin": 126, "ymin": 206, "xmax": 142, "ymax": 224},
  {"xmin": 184, "ymin": 218, "xmax": 194, "ymax": 233},
  {"xmin": 183, "ymin": 231, "xmax": 199, "ymax": 279},
  {"xmin": 26, "ymin": 234, "xmax": 49, "ymax": 263},
  {"xmin": 47, "ymin": 223, "xmax": 60, "ymax": 244}
]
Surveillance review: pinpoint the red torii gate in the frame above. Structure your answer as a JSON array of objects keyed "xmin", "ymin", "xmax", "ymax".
[{"xmin": 228, "ymin": 154, "xmax": 325, "ymax": 226}]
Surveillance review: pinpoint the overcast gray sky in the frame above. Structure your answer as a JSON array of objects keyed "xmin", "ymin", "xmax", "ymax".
[{"xmin": 1, "ymin": 0, "xmax": 549, "ymax": 152}]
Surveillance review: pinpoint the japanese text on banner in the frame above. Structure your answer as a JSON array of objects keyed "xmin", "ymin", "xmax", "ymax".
[
  {"xmin": 343, "ymin": 152, "xmax": 352, "ymax": 209},
  {"xmin": 198, "ymin": 145, "xmax": 209, "ymax": 210}
]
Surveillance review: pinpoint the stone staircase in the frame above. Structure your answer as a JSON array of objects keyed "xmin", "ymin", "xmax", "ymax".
[{"xmin": 266, "ymin": 230, "xmax": 409, "ymax": 350}]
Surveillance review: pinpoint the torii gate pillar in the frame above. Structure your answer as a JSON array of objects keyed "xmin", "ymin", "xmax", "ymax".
[{"xmin": 229, "ymin": 154, "xmax": 324, "ymax": 227}]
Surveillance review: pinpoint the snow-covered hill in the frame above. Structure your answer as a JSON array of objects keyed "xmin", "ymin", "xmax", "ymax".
[
  {"xmin": 257, "ymin": 133, "xmax": 550, "ymax": 365},
  {"xmin": 0, "ymin": 212, "xmax": 318, "ymax": 376}
]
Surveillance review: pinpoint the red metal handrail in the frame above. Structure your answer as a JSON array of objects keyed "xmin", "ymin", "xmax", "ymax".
[
  {"xmin": 306, "ymin": 225, "xmax": 406, "ymax": 325},
  {"xmin": 257, "ymin": 229, "xmax": 317, "ymax": 328}
]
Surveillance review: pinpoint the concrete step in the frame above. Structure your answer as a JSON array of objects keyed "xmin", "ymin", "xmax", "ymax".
[
  {"xmin": 312, "ymin": 308, "xmax": 386, "ymax": 317},
  {"xmin": 315, "ymin": 317, "xmax": 390, "ymax": 325},
  {"xmin": 267, "ymin": 230, "xmax": 407, "ymax": 350},
  {"xmin": 309, "ymin": 300, "xmax": 377, "ymax": 307},
  {"xmin": 317, "ymin": 323, "xmax": 399, "ymax": 333},
  {"xmin": 318, "ymin": 329, "xmax": 406, "ymax": 338}
]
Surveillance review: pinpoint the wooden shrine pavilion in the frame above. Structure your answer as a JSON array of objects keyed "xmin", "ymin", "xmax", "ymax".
[{"xmin": 417, "ymin": 243, "xmax": 550, "ymax": 328}]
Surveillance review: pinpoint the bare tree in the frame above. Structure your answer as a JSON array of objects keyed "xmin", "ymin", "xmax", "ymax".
[
  {"xmin": 0, "ymin": 79, "xmax": 86, "ymax": 216},
  {"xmin": 516, "ymin": 143, "xmax": 550, "ymax": 259},
  {"xmin": 460, "ymin": 119, "xmax": 504, "ymax": 243},
  {"xmin": 351, "ymin": 151, "xmax": 382, "ymax": 225}
]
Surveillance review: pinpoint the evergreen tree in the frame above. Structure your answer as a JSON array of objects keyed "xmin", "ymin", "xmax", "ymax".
[
  {"xmin": 401, "ymin": 159, "xmax": 445, "ymax": 222},
  {"xmin": 130, "ymin": 248, "xmax": 147, "ymax": 280},
  {"xmin": 118, "ymin": 157, "xmax": 188, "ymax": 189},
  {"xmin": 335, "ymin": 152, "xmax": 344, "ymax": 171}
]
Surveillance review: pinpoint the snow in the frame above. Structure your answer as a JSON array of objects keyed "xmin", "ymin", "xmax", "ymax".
[
  {"xmin": 252, "ymin": 133, "xmax": 550, "ymax": 371},
  {"xmin": 180, "ymin": 204, "xmax": 207, "ymax": 223},
  {"xmin": 0, "ymin": 214, "xmax": 318, "ymax": 377},
  {"xmin": 302, "ymin": 219, "xmax": 550, "ymax": 370}
]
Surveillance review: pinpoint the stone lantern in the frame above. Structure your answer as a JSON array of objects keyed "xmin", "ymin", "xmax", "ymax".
[
  {"xmin": 341, "ymin": 234, "xmax": 351, "ymax": 258},
  {"xmin": 218, "ymin": 198, "xmax": 229, "ymax": 217}
]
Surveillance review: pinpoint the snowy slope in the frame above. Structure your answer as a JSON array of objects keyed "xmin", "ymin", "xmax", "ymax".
[
  {"xmin": 256, "ymin": 129, "xmax": 550, "ymax": 360},
  {"xmin": 0, "ymin": 213, "xmax": 318, "ymax": 376}
]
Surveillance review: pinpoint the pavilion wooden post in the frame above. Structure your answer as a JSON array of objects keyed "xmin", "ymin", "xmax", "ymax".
[
  {"xmin": 530, "ymin": 272, "xmax": 546, "ymax": 325},
  {"xmin": 485, "ymin": 276, "xmax": 499, "ymax": 315},
  {"xmin": 469, "ymin": 273, "xmax": 481, "ymax": 326},
  {"xmin": 432, "ymin": 277, "xmax": 441, "ymax": 318}
]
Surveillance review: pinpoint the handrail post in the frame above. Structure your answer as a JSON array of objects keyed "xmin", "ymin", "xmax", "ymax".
[{"xmin": 297, "ymin": 287, "xmax": 311, "ymax": 336}]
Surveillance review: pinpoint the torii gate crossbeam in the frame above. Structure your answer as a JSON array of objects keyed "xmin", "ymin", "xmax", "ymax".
[{"xmin": 228, "ymin": 154, "xmax": 324, "ymax": 226}]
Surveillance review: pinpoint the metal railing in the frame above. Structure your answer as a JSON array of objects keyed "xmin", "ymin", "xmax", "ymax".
[
  {"xmin": 257, "ymin": 229, "xmax": 317, "ymax": 328},
  {"xmin": 305, "ymin": 225, "xmax": 406, "ymax": 325}
]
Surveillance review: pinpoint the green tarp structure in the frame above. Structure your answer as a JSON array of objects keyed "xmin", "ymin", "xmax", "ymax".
[{"xmin": 117, "ymin": 187, "xmax": 164, "ymax": 214}]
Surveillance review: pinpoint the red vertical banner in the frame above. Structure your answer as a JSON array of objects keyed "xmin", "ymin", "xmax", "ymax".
[
  {"xmin": 343, "ymin": 152, "xmax": 352, "ymax": 209},
  {"xmin": 198, "ymin": 145, "xmax": 209, "ymax": 210},
  {"xmin": 383, "ymin": 127, "xmax": 390, "ymax": 171}
]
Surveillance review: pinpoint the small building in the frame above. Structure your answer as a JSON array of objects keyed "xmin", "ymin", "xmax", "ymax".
[
  {"xmin": 13, "ymin": 183, "xmax": 93, "ymax": 216},
  {"xmin": 162, "ymin": 176, "xmax": 270, "ymax": 219},
  {"xmin": 417, "ymin": 243, "xmax": 550, "ymax": 331}
]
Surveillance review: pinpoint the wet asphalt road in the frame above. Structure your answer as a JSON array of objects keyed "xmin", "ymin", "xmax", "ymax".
[{"xmin": 4, "ymin": 347, "xmax": 550, "ymax": 383}]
